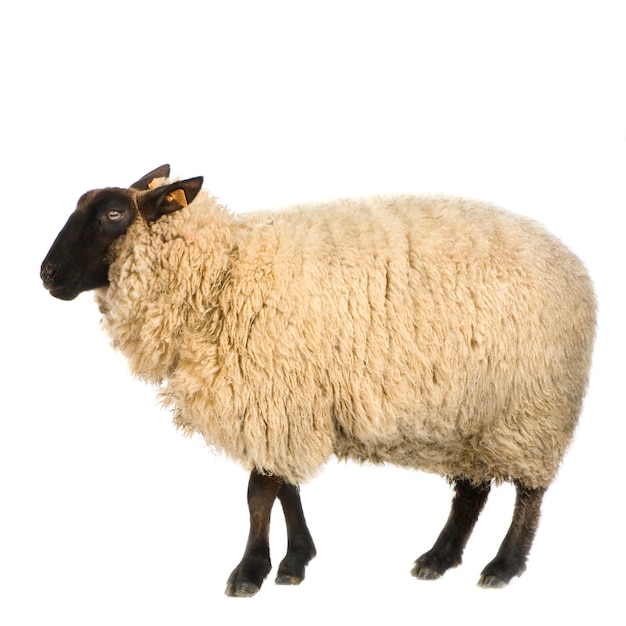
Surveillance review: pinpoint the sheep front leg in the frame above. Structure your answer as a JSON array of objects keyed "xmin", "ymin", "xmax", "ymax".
[
  {"xmin": 275, "ymin": 483, "xmax": 317, "ymax": 585},
  {"xmin": 225, "ymin": 470, "xmax": 282, "ymax": 597}
]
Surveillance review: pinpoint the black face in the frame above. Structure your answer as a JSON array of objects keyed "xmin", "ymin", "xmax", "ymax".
[{"xmin": 40, "ymin": 188, "xmax": 138, "ymax": 300}]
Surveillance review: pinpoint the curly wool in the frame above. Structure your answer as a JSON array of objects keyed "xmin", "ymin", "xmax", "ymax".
[{"xmin": 96, "ymin": 189, "xmax": 596, "ymax": 488}]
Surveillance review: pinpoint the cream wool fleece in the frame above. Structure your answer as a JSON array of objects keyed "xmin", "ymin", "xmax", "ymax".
[{"xmin": 96, "ymin": 189, "xmax": 596, "ymax": 488}]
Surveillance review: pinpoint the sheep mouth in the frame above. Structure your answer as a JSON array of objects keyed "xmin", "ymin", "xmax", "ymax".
[{"xmin": 46, "ymin": 283, "xmax": 81, "ymax": 301}]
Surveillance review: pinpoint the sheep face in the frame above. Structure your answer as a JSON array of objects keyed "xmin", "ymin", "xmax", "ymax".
[
  {"xmin": 41, "ymin": 187, "xmax": 139, "ymax": 300},
  {"xmin": 41, "ymin": 165, "xmax": 203, "ymax": 300}
]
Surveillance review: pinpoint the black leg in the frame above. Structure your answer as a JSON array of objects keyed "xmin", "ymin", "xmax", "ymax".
[
  {"xmin": 225, "ymin": 470, "xmax": 282, "ymax": 597},
  {"xmin": 275, "ymin": 483, "xmax": 317, "ymax": 585},
  {"xmin": 412, "ymin": 478, "xmax": 491, "ymax": 580},
  {"xmin": 478, "ymin": 481, "xmax": 546, "ymax": 588}
]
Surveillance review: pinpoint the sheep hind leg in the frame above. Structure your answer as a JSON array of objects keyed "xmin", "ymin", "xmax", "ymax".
[
  {"xmin": 412, "ymin": 478, "xmax": 491, "ymax": 580},
  {"xmin": 478, "ymin": 481, "xmax": 546, "ymax": 588},
  {"xmin": 225, "ymin": 469, "xmax": 282, "ymax": 597},
  {"xmin": 275, "ymin": 483, "xmax": 317, "ymax": 586}
]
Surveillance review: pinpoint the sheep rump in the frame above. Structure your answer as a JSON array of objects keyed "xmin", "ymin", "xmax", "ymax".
[{"xmin": 96, "ymin": 187, "xmax": 596, "ymax": 488}]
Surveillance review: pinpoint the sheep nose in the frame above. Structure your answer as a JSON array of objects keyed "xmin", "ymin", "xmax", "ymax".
[{"xmin": 40, "ymin": 262, "xmax": 56, "ymax": 287}]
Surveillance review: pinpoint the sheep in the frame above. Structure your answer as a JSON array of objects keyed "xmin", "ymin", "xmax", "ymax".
[{"xmin": 41, "ymin": 164, "xmax": 596, "ymax": 596}]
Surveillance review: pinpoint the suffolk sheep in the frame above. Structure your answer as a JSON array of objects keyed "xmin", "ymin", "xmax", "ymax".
[{"xmin": 41, "ymin": 164, "xmax": 596, "ymax": 596}]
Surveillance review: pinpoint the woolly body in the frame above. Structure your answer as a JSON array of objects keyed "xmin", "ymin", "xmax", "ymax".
[{"xmin": 96, "ymin": 189, "xmax": 595, "ymax": 488}]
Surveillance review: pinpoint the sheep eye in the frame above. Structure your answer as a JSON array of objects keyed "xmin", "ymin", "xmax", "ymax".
[{"xmin": 107, "ymin": 210, "xmax": 123, "ymax": 221}]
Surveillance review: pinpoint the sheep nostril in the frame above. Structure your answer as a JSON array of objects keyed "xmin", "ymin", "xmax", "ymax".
[{"xmin": 40, "ymin": 263, "xmax": 56, "ymax": 286}]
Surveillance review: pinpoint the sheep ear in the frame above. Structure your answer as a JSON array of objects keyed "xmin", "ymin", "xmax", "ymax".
[
  {"xmin": 139, "ymin": 176, "xmax": 204, "ymax": 222},
  {"xmin": 130, "ymin": 164, "xmax": 171, "ymax": 190}
]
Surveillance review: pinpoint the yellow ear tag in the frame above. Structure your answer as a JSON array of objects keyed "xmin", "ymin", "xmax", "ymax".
[{"xmin": 166, "ymin": 189, "xmax": 188, "ymax": 207}]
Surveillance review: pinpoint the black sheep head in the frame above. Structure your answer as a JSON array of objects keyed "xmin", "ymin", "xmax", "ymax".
[{"xmin": 41, "ymin": 165, "xmax": 203, "ymax": 300}]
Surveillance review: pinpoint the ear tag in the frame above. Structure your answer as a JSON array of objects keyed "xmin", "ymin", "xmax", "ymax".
[
  {"xmin": 166, "ymin": 189, "xmax": 188, "ymax": 207},
  {"xmin": 147, "ymin": 178, "xmax": 157, "ymax": 190}
]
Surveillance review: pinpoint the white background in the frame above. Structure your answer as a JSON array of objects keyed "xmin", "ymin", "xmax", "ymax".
[{"xmin": 1, "ymin": 1, "xmax": 624, "ymax": 624}]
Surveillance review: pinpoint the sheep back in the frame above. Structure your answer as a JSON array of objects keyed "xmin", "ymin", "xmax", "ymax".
[{"xmin": 98, "ymin": 192, "xmax": 596, "ymax": 488}]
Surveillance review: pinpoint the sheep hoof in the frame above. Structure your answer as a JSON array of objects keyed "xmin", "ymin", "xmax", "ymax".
[
  {"xmin": 477, "ymin": 574, "xmax": 508, "ymax": 589},
  {"xmin": 275, "ymin": 573, "xmax": 304, "ymax": 586},
  {"xmin": 225, "ymin": 556, "xmax": 272, "ymax": 597},
  {"xmin": 411, "ymin": 564, "xmax": 442, "ymax": 580},
  {"xmin": 478, "ymin": 558, "xmax": 526, "ymax": 588},
  {"xmin": 225, "ymin": 581, "xmax": 261, "ymax": 597}
]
